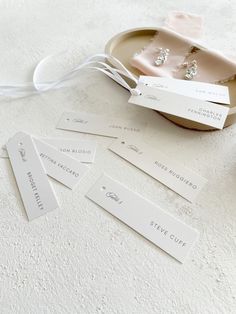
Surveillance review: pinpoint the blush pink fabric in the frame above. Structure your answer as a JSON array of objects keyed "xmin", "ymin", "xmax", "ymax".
[
  {"xmin": 130, "ymin": 12, "xmax": 236, "ymax": 83},
  {"xmin": 165, "ymin": 11, "xmax": 203, "ymax": 39}
]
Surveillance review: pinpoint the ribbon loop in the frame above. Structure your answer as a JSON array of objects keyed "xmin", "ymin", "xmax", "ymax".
[{"xmin": 0, "ymin": 53, "xmax": 138, "ymax": 98}]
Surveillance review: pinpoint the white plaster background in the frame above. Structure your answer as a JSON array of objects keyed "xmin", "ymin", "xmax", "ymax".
[{"xmin": 0, "ymin": 1, "xmax": 236, "ymax": 313}]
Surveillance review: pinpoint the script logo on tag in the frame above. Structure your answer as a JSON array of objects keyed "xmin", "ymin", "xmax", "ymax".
[
  {"xmin": 145, "ymin": 94, "xmax": 160, "ymax": 101},
  {"xmin": 18, "ymin": 147, "xmax": 27, "ymax": 162},
  {"xmin": 127, "ymin": 144, "xmax": 143, "ymax": 155},
  {"xmin": 105, "ymin": 192, "xmax": 123, "ymax": 204},
  {"xmin": 152, "ymin": 83, "xmax": 167, "ymax": 89},
  {"xmin": 72, "ymin": 118, "xmax": 88, "ymax": 124}
]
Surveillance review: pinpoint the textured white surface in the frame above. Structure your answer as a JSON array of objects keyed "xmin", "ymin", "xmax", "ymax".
[{"xmin": 0, "ymin": 1, "xmax": 236, "ymax": 313}]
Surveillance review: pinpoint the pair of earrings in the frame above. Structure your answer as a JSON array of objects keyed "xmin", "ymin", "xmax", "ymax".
[{"xmin": 154, "ymin": 48, "xmax": 198, "ymax": 80}]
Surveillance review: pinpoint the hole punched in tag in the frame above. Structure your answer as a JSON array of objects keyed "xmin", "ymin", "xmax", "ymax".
[
  {"xmin": 101, "ymin": 186, "xmax": 106, "ymax": 191},
  {"xmin": 130, "ymin": 88, "xmax": 142, "ymax": 96}
]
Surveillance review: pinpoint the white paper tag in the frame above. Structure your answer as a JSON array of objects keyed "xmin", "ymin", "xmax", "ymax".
[
  {"xmin": 33, "ymin": 138, "xmax": 89, "ymax": 189},
  {"xmin": 139, "ymin": 76, "xmax": 230, "ymax": 104},
  {"xmin": 129, "ymin": 84, "xmax": 229, "ymax": 129},
  {"xmin": 109, "ymin": 138, "xmax": 207, "ymax": 202},
  {"xmin": 2, "ymin": 138, "xmax": 97, "ymax": 163},
  {"xmin": 39, "ymin": 138, "xmax": 97, "ymax": 163},
  {"xmin": 6, "ymin": 132, "xmax": 59, "ymax": 221},
  {"xmin": 86, "ymin": 174, "xmax": 199, "ymax": 263},
  {"xmin": 56, "ymin": 111, "xmax": 147, "ymax": 137}
]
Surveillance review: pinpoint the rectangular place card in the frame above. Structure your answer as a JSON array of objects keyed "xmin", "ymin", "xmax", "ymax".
[
  {"xmin": 86, "ymin": 174, "xmax": 199, "ymax": 263},
  {"xmin": 129, "ymin": 83, "xmax": 229, "ymax": 129},
  {"xmin": 139, "ymin": 76, "xmax": 230, "ymax": 104},
  {"xmin": 6, "ymin": 132, "xmax": 59, "ymax": 221},
  {"xmin": 33, "ymin": 138, "xmax": 89, "ymax": 189},
  {"xmin": 40, "ymin": 138, "xmax": 97, "ymax": 163},
  {"xmin": 1, "ymin": 138, "xmax": 97, "ymax": 163},
  {"xmin": 56, "ymin": 111, "xmax": 147, "ymax": 138},
  {"xmin": 109, "ymin": 137, "xmax": 207, "ymax": 202}
]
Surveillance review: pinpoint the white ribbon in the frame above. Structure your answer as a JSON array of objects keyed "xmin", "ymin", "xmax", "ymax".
[{"xmin": 0, "ymin": 53, "xmax": 141, "ymax": 98}]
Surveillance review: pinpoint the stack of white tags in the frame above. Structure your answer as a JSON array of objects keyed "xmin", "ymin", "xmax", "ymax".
[
  {"xmin": 129, "ymin": 77, "xmax": 230, "ymax": 129},
  {"xmin": 2, "ymin": 106, "xmax": 209, "ymax": 262},
  {"xmin": 4, "ymin": 132, "xmax": 97, "ymax": 220}
]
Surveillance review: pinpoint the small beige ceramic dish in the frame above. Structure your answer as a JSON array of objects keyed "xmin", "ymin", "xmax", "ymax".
[{"xmin": 105, "ymin": 27, "xmax": 236, "ymax": 131}]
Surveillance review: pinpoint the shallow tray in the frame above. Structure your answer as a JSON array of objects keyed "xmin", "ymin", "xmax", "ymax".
[{"xmin": 105, "ymin": 27, "xmax": 236, "ymax": 131}]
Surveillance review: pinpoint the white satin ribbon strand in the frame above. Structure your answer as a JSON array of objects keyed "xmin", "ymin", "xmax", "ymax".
[{"xmin": 0, "ymin": 53, "xmax": 140, "ymax": 97}]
